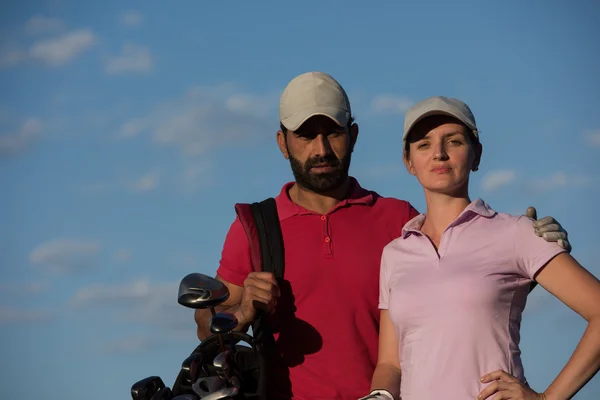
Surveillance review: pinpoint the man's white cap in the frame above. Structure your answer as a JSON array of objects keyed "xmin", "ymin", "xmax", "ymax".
[
  {"xmin": 279, "ymin": 72, "xmax": 352, "ymax": 131},
  {"xmin": 403, "ymin": 96, "xmax": 478, "ymax": 142}
]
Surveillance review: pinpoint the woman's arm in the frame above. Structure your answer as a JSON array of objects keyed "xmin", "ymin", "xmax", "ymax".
[
  {"xmin": 534, "ymin": 252, "xmax": 600, "ymax": 399},
  {"xmin": 369, "ymin": 310, "xmax": 402, "ymax": 398}
]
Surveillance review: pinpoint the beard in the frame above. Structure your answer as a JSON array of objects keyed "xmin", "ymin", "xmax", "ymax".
[{"xmin": 288, "ymin": 151, "xmax": 352, "ymax": 194}]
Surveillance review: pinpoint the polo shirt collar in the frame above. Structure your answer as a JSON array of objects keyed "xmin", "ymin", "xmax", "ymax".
[
  {"xmin": 402, "ymin": 198, "xmax": 497, "ymax": 238},
  {"xmin": 275, "ymin": 177, "xmax": 374, "ymax": 220}
]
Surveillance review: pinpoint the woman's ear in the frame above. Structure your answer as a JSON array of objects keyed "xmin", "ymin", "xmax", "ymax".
[
  {"xmin": 403, "ymin": 151, "xmax": 416, "ymax": 176},
  {"xmin": 472, "ymin": 142, "xmax": 483, "ymax": 171}
]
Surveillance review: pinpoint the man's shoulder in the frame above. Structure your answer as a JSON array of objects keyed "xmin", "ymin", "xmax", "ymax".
[{"xmin": 369, "ymin": 190, "xmax": 415, "ymax": 213}]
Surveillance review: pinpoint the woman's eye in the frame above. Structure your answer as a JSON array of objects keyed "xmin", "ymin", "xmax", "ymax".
[
  {"xmin": 449, "ymin": 140, "xmax": 462, "ymax": 145},
  {"xmin": 417, "ymin": 143, "xmax": 429, "ymax": 149}
]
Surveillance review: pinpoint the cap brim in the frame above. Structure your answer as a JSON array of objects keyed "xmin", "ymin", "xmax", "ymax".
[
  {"xmin": 281, "ymin": 106, "xmax": 349, "ymax": 131},
  {"xmin": 403, "ymin": 110, "xmax": 477, "ymax": 142}
]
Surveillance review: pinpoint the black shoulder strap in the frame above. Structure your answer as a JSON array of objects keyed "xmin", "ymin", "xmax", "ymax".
[
  {"xmin": 249, "ymin": 198, "xmax": 285, "ymax": 280},
  {"xmin": 248, "ymin": 197, "xmax": 284, "ymax": 399}
]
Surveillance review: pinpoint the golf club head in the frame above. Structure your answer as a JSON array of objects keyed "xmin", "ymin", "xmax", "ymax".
[
  {"xmin": 131, "ymin": 376, "xmax": 165, "ymax": 400},
  {"xmin": 178, "ymin": 273, "xmax": 230, "ymax": 309},
  {"xmin": 149, "ymin": 387, "xmax": 173, "ymax": 400},
  {"xmin": 200, "ymin": 386, "xmax": 239, "ymax": 400},
  {"xmin": 192, "ymin": 376, "xmax": 227, "ymax": 398},
  {"xmin": 209, "ymin": 312, "xmax": 239, "ymax": 335},
  {"xmin": 213, "ymin": 350, "xmax": 232, "ymax": 380},
  {"xmin": 181, "ymin": 352, "xmax": 205, "ymax": 383}
]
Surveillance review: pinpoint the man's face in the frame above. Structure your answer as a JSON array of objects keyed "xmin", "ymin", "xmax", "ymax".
[{"xmin": 278, "ymin": 115, "xmax": 357, "ymax": 194}]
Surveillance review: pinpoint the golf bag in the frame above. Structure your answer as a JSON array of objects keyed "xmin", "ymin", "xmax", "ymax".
[{"xmin": 171, "ymin": 198, "xmax": 284, "ymax": 399}]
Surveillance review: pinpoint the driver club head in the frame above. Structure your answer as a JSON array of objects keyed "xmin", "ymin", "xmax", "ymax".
[
  {"xmin": 177, "ymin": 273, "xmax": 230, "ymax": 310},
  {"xmin": 131, "ymin": 376, "xmax": 165, "ymax": 400},
  {"xmin": 209, "ymin": 312, "xmax": 239, "ymax": 335}
]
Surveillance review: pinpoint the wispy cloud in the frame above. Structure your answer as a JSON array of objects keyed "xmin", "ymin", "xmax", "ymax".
[
  {"xmin": 584, "ymin": 129, "xmax": 600, "ymax": 147},
  {"xmin": 129, "ymin": 172, "xmax": 160, "ymax": 193},
  {"xmin": 0, "ymin": 48, "xmax": 27, "ymax": 68},
  {"xmin": 371, "ymin": 95, "xmax": 414, "ymax": 115},
  {"xmin": 70, "ymin": 278, "xmax": 192, "ymax": 330},
  {"xmin": 0, "ymin": 306, "xmax": 54, "ymax": 325},
  {"xmin": 29, "ymin": 29, "xmax": 96, "ymax": 66},
  {"xmin": 530, "ymin": 172, "xmax": 594, "ymax": 192},
  {"xmin": 105, "ymin": 43, "xmax": 152, "ymax": 74},
  {"xmin": 25, "ymin": 15, "xmax": 65, "ymax": 35},
  {"xmin": 0, "ymin": 282, "xmax": 49, "ymax": 295},
  {"xmin": 0, "ymin": 118, "xmax": 42, "ymax": 155},
  {"xmin": 119, "ymin": 10, "xmax": 144, "ymax": 28},
  {"xmin": 180, "ymin": 161, "xmax": 214, "ymax": 191},
  {"xmin": 481, "ymin": 169, "xmax": 517, "ymax": 192},
  {"xmin": 114, "ymin": 248, "xmax": 132, "ymax": 263},
  {"xmin": 29, "ymin": 238, "xmax": 102, "ymax": 273},
  {"xmin": 120, "ymin": 84, "xmax": 276, "ymax": 157}
]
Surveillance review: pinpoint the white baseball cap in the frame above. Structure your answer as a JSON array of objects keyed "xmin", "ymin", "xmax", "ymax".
[
  {"xmin": 403, "ymin": 96, "xmax": 478, "ymax": 143},
  {"xmin": 279, "ymin": 72, "xmax": 352, "ymax": 131}
]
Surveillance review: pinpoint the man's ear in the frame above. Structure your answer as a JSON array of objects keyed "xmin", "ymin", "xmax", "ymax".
[
  {"xmin": 276, "ymin": 130, "xmax": 290, "ymax": 159},
  {"xmin": 349, "ymin": 123, "xmax": 359, "ymax": 153}
]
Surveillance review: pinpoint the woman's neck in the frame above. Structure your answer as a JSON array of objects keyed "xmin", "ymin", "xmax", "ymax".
[{"xmin": 421, "ymin": 191, "xmax": 472, "ymax": 242}]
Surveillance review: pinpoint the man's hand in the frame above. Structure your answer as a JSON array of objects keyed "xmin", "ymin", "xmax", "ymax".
[
  {"xmin": 526, "ymin": 206, "xmax": 571, "ymax": 252},
  {"xmin": 238, "ymin": 271, "xmax": 280, "ymax": 327}
]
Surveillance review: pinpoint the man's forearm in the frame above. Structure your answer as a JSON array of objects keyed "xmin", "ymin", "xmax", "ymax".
[{"xmin": 194, "ymin": 304, "xmax": 251, "ymax": 341}]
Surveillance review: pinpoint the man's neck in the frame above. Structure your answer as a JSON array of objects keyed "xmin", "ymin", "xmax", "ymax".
[{"xmin": 288, "ymin": 179, "xmax": 351, "ymax": 215}]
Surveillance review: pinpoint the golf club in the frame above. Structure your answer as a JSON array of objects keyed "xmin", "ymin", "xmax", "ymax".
[
  {"xmin": 131, "ymin": 376, "xmax": 165, "ymax": 400},
  {"xmin": 178, "ymin": 272, "xmax": 231, "ymax": 351},
  {"xmin": 210, "ymin": 311, "xmax": 239, "ymax": 354},
  {"xmin": 180, "ymin": 352, "xmax": 207, "ymax": 385}
]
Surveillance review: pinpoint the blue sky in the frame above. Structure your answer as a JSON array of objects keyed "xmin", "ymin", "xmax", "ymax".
[{"xmin": 1, "ymin": 0, "xmax": 599, "ymax": 398}]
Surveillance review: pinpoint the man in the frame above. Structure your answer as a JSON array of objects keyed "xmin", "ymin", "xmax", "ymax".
[{"xmin": 194, "ymin": 72, "xmax": 570, "ymax": 399}]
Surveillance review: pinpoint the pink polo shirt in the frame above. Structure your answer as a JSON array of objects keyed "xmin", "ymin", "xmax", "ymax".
[{"xmin": 379, "ymin": 199, "xmax": 566, "ymax": 399}]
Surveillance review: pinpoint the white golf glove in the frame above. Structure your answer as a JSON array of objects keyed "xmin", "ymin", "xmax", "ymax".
[
  {"xmin": 358, "ymin": 389, "xmax": 395, "ymax": 400},
  {"xmin": 525, "ymin": 207, "xmax": 571, "ymax": 252}
]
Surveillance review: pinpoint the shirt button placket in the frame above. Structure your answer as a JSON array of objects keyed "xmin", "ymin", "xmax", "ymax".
[{"xmin": 322, "ymin": 215, "xmax": 333, "ymax": 257}]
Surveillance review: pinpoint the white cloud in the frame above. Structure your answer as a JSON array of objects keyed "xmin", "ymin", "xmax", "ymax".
[
  {"xmin": 121, "ymin": 85, "xmax": 275, "ymax": 157},
  {"xmin": 115, "ymin": 248, "xmax": 132, "ymax": 262},
  {"xmin": 0, "ymin": 49, "xmax": 27, "ymax": 68},
  {"xmin": 180, "ymin": 161, "xmax": 214, "ymax": 191},
  {"xmin": 0, "ymin": 282, "xmax": 49, "ymax": 295},
  {"xmin": 371, "ymin": 95, "xmax": 414, "ymax": 114},
  {"xmin": 530, "ymin": 172, "xmax": 594, "ymax": 192},
  {"xmin": 129, "ymin": 172, "xmax": 159, "ymax": 193},
  {"xmin": 105, "ymin": 43, "xmax": 152, "ymax": 74},
  {"xmin": 0, "ymin": 306, "xmax": 53, "ymax": 325},
  {"xmin": 481, "ymin": 169, "xmax": 517, "ymax": 192},
  {"xmin": 0, "ymin": 118, "xmax": 42, "ymax": 155},
  {"xmin": 119, "ymin": 10, "xmax": 144, "ymax": 28},
  {"xmin": 25, "ymin": 15, "xmax": 65, "ymax": 35},
  {"xmin": 118, "ymin": 118, "xmax": 145, "ymax": 138},
  {"xmin": 29, "ymin": 29, "xmax": 96, "ymax": 66},
  {"xmin": 29, "ymin": 238, "xmax": 102, "ymax": 273},
  {"xmin": 584, "ymin": 129, "xmax": 600, "ymax": 147},
  {"xmin": 70, "ymin": 278, "xmax": 193, "ymax": 330}
]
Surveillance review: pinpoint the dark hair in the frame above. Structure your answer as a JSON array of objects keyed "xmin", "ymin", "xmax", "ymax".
[
  {"xmin": 280, "ymin": 116, "xmax": 356, "ymax": 135},
  {"xmin": 403, "ymin": 122, "xmax": 480, "ymax": 158}
]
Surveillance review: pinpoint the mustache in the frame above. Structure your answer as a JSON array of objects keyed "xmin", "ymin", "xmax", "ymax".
[{"xmin": 304, "ymin": 155, "xmax": 340, "ymax": 170}]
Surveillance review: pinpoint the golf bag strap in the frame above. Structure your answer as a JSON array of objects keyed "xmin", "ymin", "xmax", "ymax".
[{"xmin": 234, "ymin": 197, "xmax": 285, "ymax": 399}]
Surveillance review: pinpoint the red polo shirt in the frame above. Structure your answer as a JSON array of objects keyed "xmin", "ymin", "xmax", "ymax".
[{"xmin": 216, "ymin": 178, "xmax": 418, "ymax": 399}]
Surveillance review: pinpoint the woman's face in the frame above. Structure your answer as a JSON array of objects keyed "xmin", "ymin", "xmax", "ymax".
[{"xmin": 404, "ymin": 116, "xmax": 481, "ymax": 197}]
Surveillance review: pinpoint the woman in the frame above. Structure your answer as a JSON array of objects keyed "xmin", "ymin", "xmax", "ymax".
[{"xmin": 362, "ymin": 97, "xmax": 600, "ymax": 400}]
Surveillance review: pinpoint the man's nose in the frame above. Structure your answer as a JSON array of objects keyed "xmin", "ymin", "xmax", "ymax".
[{"xmin": 313, "ymin": 134, "xmax": 333, "ymax": 156}]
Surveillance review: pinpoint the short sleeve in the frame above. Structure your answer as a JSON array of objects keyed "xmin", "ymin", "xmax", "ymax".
[
  {"xmin": 514, "ymin": 215, "xmax": 567, "ymax": 279},
  {"xmin": 216, "ymin": 217, "xmax": 254, "ymax": 287},
  {"xmin": 378, "ymin": 248, "xmax": 391, "ymax": 310}
]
